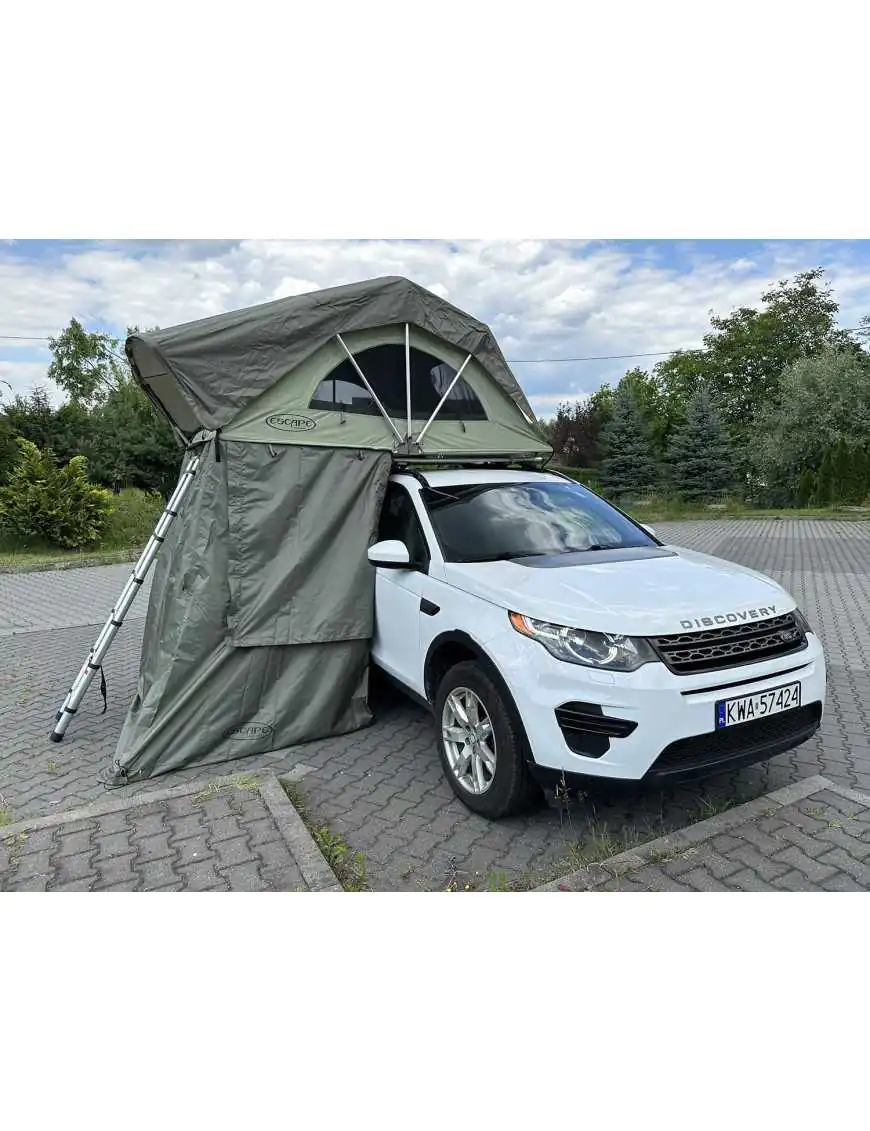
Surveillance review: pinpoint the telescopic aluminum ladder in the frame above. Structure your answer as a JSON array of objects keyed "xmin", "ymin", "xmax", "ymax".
[{"xmin": 49, "ymin": 451, "xmax": 201, "ymax": 742}]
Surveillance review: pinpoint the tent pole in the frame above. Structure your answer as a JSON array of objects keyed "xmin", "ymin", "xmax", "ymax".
[
  {"xmin": 335, "ymin": 334, "xmax": 403, "ymax": 444},
  {"xmin": 48, "ymin": 450, "xmax": 202, "ymax": 743},
  {"xmin": 416, "ymin": 353, "xmax": 473, "ymax": 445},
  {"xmin": 404, "ymin": 323, "xmax": 412, "ymax": 442}
]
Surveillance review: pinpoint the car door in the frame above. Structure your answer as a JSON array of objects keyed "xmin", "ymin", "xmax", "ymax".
[{"xmin": 371, "ymin": 482, "xmax": 430, "ymax": 695}]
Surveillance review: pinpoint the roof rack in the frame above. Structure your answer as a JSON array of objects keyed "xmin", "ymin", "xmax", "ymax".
[
  {"xmin": 392, "ymin": 453, "xmax": 560, "ymax": 487},
  {"xmin": 392, "ymin": 452, "xmax": 550, "ymax": 470}
]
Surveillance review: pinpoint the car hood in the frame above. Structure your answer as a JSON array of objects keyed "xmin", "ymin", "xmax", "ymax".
[{"xmin": 441, "ymin": 544, "xmax": 793, "ymax": 636}]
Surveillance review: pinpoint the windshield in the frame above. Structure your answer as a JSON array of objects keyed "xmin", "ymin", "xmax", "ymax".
[{"xmin": 420, "ymin": 480, "xmax": 655, "ymax": 563}]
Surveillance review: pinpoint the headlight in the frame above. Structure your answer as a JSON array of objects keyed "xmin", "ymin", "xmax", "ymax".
[{"xmin": 509, "ymin": 611, "xmax": 656, "ymax": 671}]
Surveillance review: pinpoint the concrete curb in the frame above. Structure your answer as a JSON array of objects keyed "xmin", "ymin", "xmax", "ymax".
[
  {"xmin": 0, "ymin": 771, "xmax": 342, "ymax": 893},
  {"xmin": 259, "ymin": 777, "xmax": 342, "ymax": 893},
  {"xmin": 534, "ymin": 775, "xmax": 870, "ymax": 892}
]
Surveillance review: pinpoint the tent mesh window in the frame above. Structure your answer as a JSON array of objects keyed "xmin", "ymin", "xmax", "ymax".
[{"xmin": 309, "ymin": 344, "xmax": 488, "ymax": 420}]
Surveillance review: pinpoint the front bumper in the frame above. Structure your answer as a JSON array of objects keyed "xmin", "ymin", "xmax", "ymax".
[{"xmin": 493, "ymin": 629, "xmax": 827, "ymax": 783}]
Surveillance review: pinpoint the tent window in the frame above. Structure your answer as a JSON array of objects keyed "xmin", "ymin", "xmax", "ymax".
[{"xmin": 310, "ymin": 345, "xmax": 487, "ymax": 420}]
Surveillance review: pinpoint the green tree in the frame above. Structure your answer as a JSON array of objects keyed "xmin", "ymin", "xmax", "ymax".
[
  {"xmin": 617, "ymin": 368, "xmax": 670, "ymax": 458},
  {"xmin": 656, "ymin": 268, "xmax": 853, "ymax": 447},
  {"xmin": 0, "ymin": 439, "xmax": 112, "ymax": 548},
  {"xmin": 47, "ymin": 318, "xmax": 123, "ymax": 408},
  {"xmin": 831, "ymin": 438, "xmax": 852, "ymax": 504},
  {"xmin": 840, "ymin": 442, "xmax": 869, "ymax": 505},
  {"xmin": 751, "ymin": 347, "xmax": 870, "ymax": 504},
  {"xmin": 41, "ymin": 320, "xmax": 181, "ymax": 497},
  {"xmin": 814, "ymin": 449, "xmax": 834, "ymax": 507},
  {"xmin": 1, "ymin": 386, "xmax": 58, "ymax": 450},
  {"xmin": 545, "ymin": 397, "xmax": 608, "ymax": 467},
  {"xmin": 857, "ymin": 314, "xmax": 870, "ymax": 353},
  {"xmin": 664, "ymin": 386, "xmax": 736, "ymax": 501},
  {"xmin": 599, "ymin": 382, "xmax": 660, "ymax": 497},
  {"xmin": 854, "ymin": 447, "xmax": 870, "ymax": 504},
  {"xmin": 89, "ymin": 370, "xmax": 181, "ymax": 497},
  {"xmin": 795, "ymin": 467, "xmax": 815, "ymax": 508},
  {"xmin": 588, "ymin": 384, "xmax": 615, "ymax": 434},
  {"xmin": 53, "ymin": 400, "xmax": 97, "ymax": 464},
  {"xmin": 0, "ymin": 414, "xmax": 17, "ymax": 485}
]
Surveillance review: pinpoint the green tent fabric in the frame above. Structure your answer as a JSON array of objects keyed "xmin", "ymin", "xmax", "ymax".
[
  {"xmin": 110, "ymin": 276, "xmax": 551, "ymax": 784},
  {"xmin": 127, "ymin": 275, "xmax": 542, "ymax": 442}
]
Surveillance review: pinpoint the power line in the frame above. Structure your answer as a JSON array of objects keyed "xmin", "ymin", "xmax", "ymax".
[
  {"xmin": 506, "ymin": 325, "xmax": 866, "ymax": 363},
  {"xmin": 0, "ymin": 327, "xmax": 866, "ymax": 364},
  {"xmin": 510, "ymin": 349, "xmax": 682, "ymax": 364},
  {"xmin": 0, "ymin": 330, "xmax": 694, "ymax": 362}
]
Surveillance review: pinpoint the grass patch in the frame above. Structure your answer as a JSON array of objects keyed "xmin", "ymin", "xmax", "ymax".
[
  {"xmin": 0, "ymin": 487, "xmax": 163, "ymax": 572},
  {"xmin": 550, "ymin": 469, "xmax": 870, "ymax": 523},
  {"xmin": 0, "ymin": 811, "xmax": 12, "ymax": 828},
  {"xmin": 625, "ymin": 496, "xmax": 870, "ymax": 524},
  {"xmin": 520, "ymin": 791, "xmax": 741, "ymax": 890},
  {"xmin": 283, "ymin": 781, "xmax": 369, "ymax": 892},
  {"xmin": 556, "ymin": 822, "xmax": 646, "ymax": 872},
  {"xmin": 195, "ymin": 773, "xmax": 261, "ymax": 800},
  {"xmin": 483, "ymin": 870, "xmax": 512, "ymax": 892},
  {"xmin": 696, "ymin": 794, "xmax": 737, "ymax": 820}
]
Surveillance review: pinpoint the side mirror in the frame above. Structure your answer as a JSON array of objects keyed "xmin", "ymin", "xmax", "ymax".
[{"xmin": 368, "ymin": 539, "xmax": 412, "ymax": 569}]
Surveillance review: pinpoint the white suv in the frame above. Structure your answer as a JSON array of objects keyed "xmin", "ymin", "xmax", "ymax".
[{"xmin": 367, "ymin": 468, "xmax": 827, "ymax": 819}]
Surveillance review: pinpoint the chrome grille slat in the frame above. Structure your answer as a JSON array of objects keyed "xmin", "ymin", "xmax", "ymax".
[{"xmin": 650, "ymin": 613, "xmax": 807, "ymax": 675}]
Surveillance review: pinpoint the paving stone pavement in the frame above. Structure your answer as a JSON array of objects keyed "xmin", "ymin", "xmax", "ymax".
[
  {"xmin": 0, "ymin": 563, "xmax": 152, "ymax": 636},
  {"xmin": 536, "ymin": 776, "xmax": 870, "ymax": 892},
  {"xmin": 1, "ymin": 518, "xmax": 870, "ymax": 891},
  {"xmin": 0, "ymin": 773, "xmax": 341, "ymax": 892}
]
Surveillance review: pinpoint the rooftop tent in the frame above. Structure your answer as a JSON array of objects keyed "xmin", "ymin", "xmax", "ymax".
[
  {"xmin": 110, "ymin": 276, "xmax": 551, "ymax": 785},
  {"xmin": 126, "ymin": 274, "xmax": 547, "ymax": 458}
]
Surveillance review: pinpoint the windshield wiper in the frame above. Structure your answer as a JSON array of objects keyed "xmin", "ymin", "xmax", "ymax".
[
  {"xmin": 463, "ymin": 550, "xmax": 546, "ymax": 563},
  {"xmin": 463, "ymin": 545, "xmax": 622, "ymax": 562}
]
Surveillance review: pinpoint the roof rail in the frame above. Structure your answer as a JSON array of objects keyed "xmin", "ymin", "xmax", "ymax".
[
  {"xmin": 391, "ymin": 452, "xmax": 550, "ymax": 470},
  {"xmin": 400, "ymin": 467, "xmax": 431, "ymax": 488}
]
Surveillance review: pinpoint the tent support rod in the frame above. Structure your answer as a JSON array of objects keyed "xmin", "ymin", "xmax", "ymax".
[
  {"xmin": 416, "ymin": 353, "xmax": 473, "ymax": 445},
  {"xmin": 335, "ymin": 333, "xmax": 403, "ymax": 444},
  {"xmin": 48, "ymin": 450, "xmax": 202, "ymax": 743},
  {"xmin": 404, "ymin": 323, "xmax": 411, "ymax": 441}
]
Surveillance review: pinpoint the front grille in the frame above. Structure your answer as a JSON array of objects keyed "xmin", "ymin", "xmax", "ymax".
[
  {"xmin": 649, "ymin": 702, "xmax": 822, "ymax": 775},
  {"xmin": 650, "ymin": 613, "xmax": 807, "ymax": 676}
]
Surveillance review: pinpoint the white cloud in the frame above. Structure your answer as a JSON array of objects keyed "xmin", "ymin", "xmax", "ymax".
[
  {"xmin": 1, "ymin": 239, "xmax": 869, "ymax": 418},
  {"xmin": 0, "ymin": 358, "xmax": 62, "ymax": 404}
]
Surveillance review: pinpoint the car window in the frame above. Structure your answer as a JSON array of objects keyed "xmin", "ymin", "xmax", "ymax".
[
  {"xmin": 420, "ymin": 480, "xmax": 654, "ymax": 563},
  {"xmin": 378, "ymin": 483, "xmax": 431, "ymax": 568}
]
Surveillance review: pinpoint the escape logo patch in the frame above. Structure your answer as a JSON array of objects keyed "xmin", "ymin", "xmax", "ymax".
[
  {"xmin": 265, "ymin": 414, "xmax": 316, "ymax": 432},
  {"xmin": 222, "ymin": 723, "xmax": 274, "ymax": 741}
]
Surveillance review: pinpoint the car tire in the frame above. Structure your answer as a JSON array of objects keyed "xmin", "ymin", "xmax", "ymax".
[{"xmin": 434, "ymin": 660, "xmax": 541, "ymax": 819}]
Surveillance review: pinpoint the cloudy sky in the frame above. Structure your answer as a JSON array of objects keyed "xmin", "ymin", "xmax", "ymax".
[{"xmin": 2, "ymin": 239, "xmax": 869, "ymax": 418}]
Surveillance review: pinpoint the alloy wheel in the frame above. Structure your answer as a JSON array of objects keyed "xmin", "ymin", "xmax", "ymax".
[{"xmin": 441, "ymin": 686, "xmax": 497, "ymax": 795}]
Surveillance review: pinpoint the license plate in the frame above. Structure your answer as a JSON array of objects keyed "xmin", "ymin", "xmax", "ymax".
[{"xmin": 715, "ymin": 682, "xmax": 801, "ymax": 729}]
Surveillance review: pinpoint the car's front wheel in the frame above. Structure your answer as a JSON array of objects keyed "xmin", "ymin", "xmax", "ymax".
[{"xmin": 434, "ymin": 660, "xmax": 540, "ymax": 819}]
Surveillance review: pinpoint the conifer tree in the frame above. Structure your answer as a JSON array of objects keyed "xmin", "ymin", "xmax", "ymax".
[
  {"xmin": 665, "ymin": 386, "xmax": 736, "ymax": 501},
  {"xmin": 599, "ymin": 383, "xmax": 660, "ymax": 497}
]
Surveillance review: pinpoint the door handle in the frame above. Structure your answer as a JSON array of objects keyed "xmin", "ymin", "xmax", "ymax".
[{"xmin": 420, "ymin": 598, "xmax": 440, "ymax": 616}]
